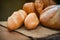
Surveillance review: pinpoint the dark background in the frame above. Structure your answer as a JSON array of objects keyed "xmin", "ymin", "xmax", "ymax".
[
  {"xmin": 0, "ymin": 0, "xmax": 34, "ymax": 21},
  {"xmin": 0, "ymin": 0, "xmax": 60, "ymax": 21}
]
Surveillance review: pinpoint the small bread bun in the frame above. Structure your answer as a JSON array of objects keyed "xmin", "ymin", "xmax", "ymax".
[
  {"xmin": 40, "ymin": 5, "xmax": 60, "ymax": 29},
  {"xmin": 43, "ymin": 0, "xmax": 56, "ymax": 8},
  {"xmin": 24, "ymin": 13, "xmax": 39, "ymax": 29},
  {"xmin": 7, "ymin": 10, "xmax": 27, "ymax": 31},
  {"xmin": 35, "ymin": 0, "xmax": 56, "ymax": 15},
  {"xmin": 35, "ymin": 0, "xmax": 44, "ymax": 15},
  {"xmin": 23, "ymin": 2, "xmax": 35, "ymax": 14},
  {"xmin": 49, "ymin": 0, "xmax": 56, "ymax": 5}
]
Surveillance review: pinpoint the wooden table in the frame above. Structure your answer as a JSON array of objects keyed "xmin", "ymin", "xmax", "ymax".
[
  {"xmin": 0, "ymin": 21, "xmax": 60, "ymax": 40},
  {"xmin": 0, "ymin": 21, "xmax": 31, "ymax": 40}
]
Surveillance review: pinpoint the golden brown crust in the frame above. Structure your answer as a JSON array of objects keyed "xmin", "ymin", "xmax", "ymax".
[
  {"xmin": 24, "ymin": 13, "xmax": 39, "ymax": 29},
  {"xmin": 49, "ymin": 0, "xmax": 56, "ymax": 5},
  {"xmin": 23, "ymin": 2, "xmax": 35, "ymax": 14},
  {"xmin": 7, "ymin": 10, "xmax": 27, "ymax": 31},
  {"xmin": 40, "ymin": 5, "xmax": 56, "ymax": 14},
  {"xmin": 43, "ymin": 0, "xmax": 50, "ymax": 8},
  {"xmin": 43, "ymin": 0, "xmax": 56, "ymax": 8},
  {"xmin": 35, "ymin": 0, "xmax": 44, "ymax": 15},
  {"xmin": 40, "ymin": 5, "xmax": 60, "ymax": 29},
  {"xmin": 35, "ymin": 0, "xmax": 56, "ymax": 15}
]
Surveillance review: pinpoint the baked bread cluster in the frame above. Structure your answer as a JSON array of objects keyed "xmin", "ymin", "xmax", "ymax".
[{"xmin": 7, "ymin": 0, "xmax": 60, "ymax": 31}]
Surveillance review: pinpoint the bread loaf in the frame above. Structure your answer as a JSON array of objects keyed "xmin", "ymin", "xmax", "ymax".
[
  {"xmin": 41, "ymin": 5, "xmax": 56, "ymax": 14},
  {"xmin": 40, "ymin": 5, "xmax": 60, "ymax": 29}
]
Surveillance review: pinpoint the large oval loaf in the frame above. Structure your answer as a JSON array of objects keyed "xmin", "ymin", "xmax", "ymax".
[{"xmin": 40, "ymin": 5, "xmax": 60, "ymax": 29}]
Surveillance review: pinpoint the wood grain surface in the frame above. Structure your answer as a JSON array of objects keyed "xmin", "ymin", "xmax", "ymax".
[
  {"xmin": 0, "ymin": 21, "xmax": 60, "ymax": 40},
  {"xmin": 0, "ymin": 21, "xmax": 31, "ymax": 40}
]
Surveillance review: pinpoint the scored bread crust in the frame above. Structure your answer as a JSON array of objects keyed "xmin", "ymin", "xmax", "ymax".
[
  {"xmin": 40, "ymin": 5, "xmax": 56, "ymax": 14},
  {"xmin": 40, "ymin": 5, "xmax": 60, "ymax": 29},
  {"xmin": 7, "ymin": 10, "xmax": 27, "ymax": 31},
  {"xmin": 24, "ymin": 13, "xmax": 39, "ymax": 29}
]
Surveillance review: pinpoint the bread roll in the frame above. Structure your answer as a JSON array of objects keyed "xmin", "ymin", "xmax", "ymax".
[
  {"xmin": 35, "ymin": 0, "xmax": 44, "ymax": 15},
  {"xmin": 40, "ymin": 5, "xmax": 60, "ymax": 29},
  {"xmin": 7, "ymin": 10, "xmax": 27, "ymax": 31},
  {"xmin": 24, "ymin": 13, "xmax": 39, "ymax": 29},
  {"xmin": 35, "ymin": 0, "xmax": 56, "ymax": 15},
  {"xmin": 23, "ymin": 2, "xmax": 35, "ymax": 14},
  {"xmin": 43, "ymin": 0, "xmax": 56, "ymax": 8},
  {"xmin": 49, "ymin": 0, "xmax": 56, "ymax": 5}
]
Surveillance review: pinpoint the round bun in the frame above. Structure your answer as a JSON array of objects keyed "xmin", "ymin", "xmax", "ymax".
[
  {"xmin": 35, "ymin": 0, "xmax": 56, "ymax": 15},
  {"xmin": 24, "ymin": 13, "xmax": 39, "ymax": 29},
  {"xmin": 23, "ymin": 2, "xmax": 35, "ymax": 14},
  {"xmin": 35, "ymin": 0, "xmax": 44, "ymax": 15}
]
